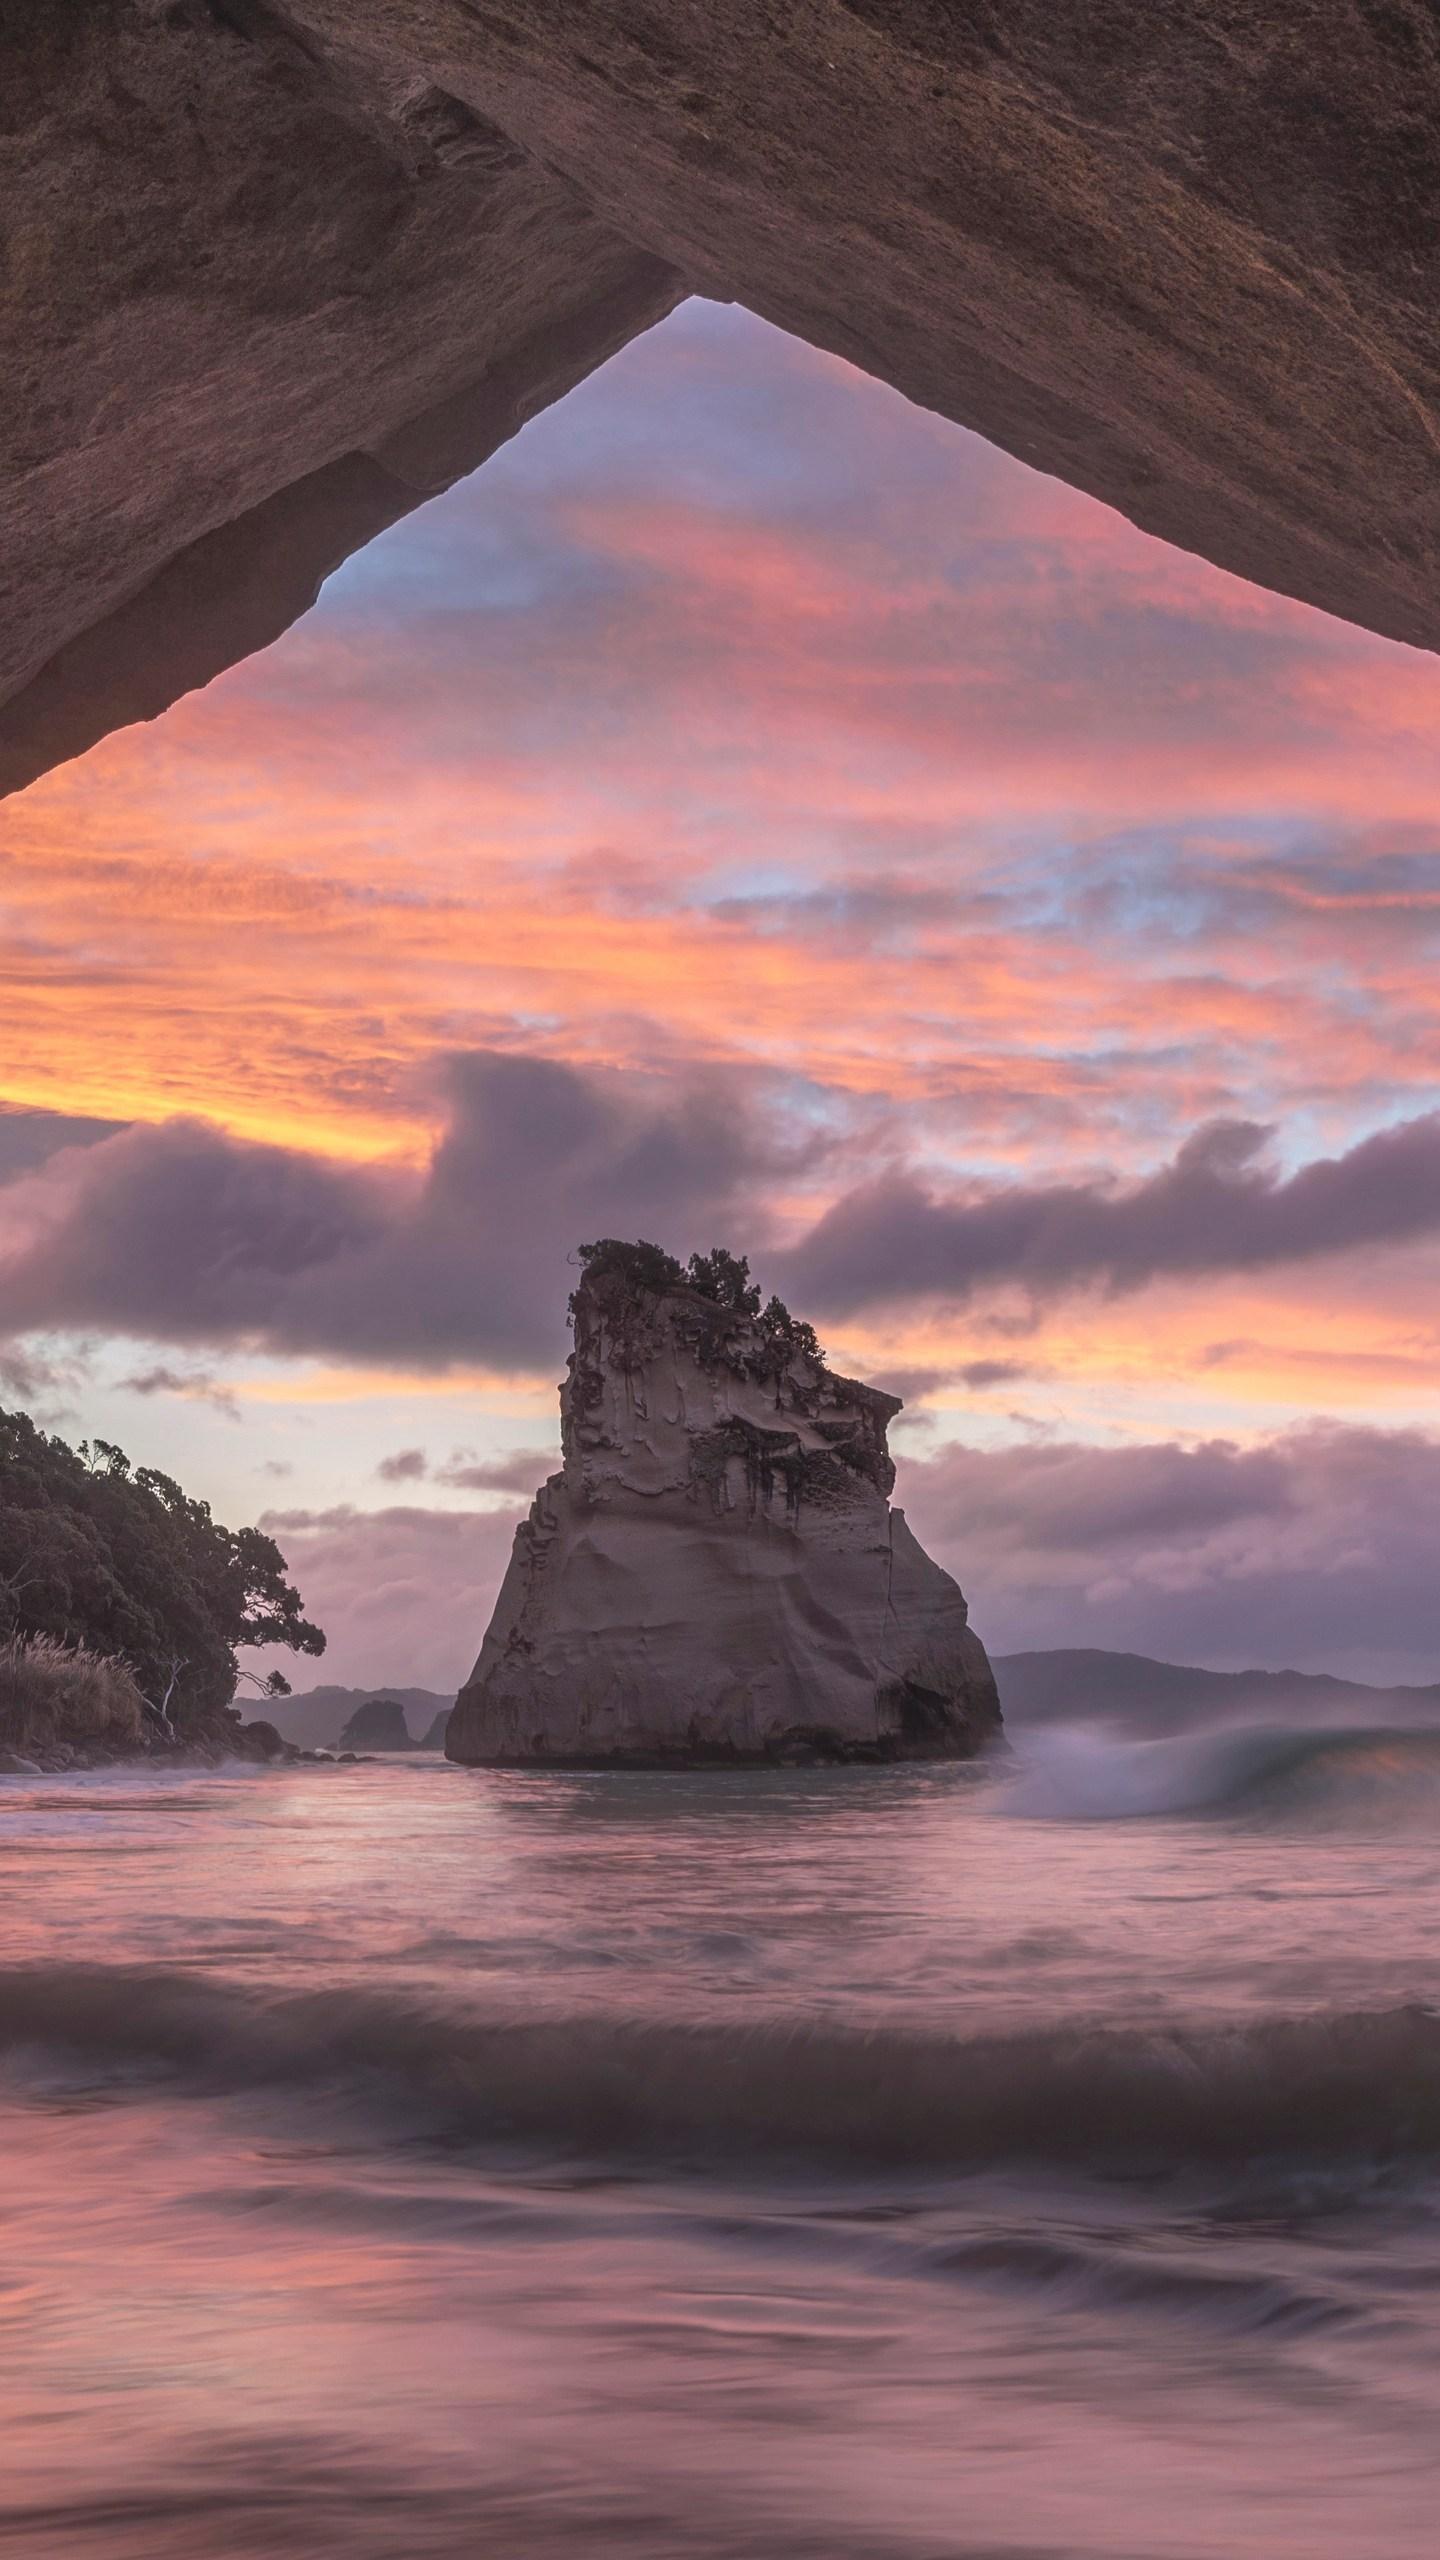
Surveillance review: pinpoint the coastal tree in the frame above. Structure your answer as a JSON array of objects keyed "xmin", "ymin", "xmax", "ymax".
[
  {"xmin": 571, "ymin": 1238, "xmax": 823, "ymax": 1363},
  {"xmin": 684, "ymin": 1247, "xmax": 762, "ymax": 1315},
  {"xmin": 0, "ymin": 1408, "xmax": 323, "ymax": 1733}
]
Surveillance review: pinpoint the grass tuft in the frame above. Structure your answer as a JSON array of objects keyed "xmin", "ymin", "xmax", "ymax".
[{"xmin": 0, "ymin": 1633, "xmax": 149, "ymax": 1754}]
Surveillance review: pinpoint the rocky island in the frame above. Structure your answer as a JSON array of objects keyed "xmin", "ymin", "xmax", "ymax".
[
  {"xmin": 447, "ymin": 1242, "xmax": 1001, "ymax": 1767},
  {"xmin": 338, "ymin": 1697, "xmax": 418, "ymax": 1754}
]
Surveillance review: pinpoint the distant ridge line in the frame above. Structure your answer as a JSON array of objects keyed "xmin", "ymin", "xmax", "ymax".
[
  {"xmin": 253, "ymin": 1684, "xmax": 456, "ymax": 1753},
  {"xmin": 261, "ymin": 1654, "xmax": 1440, "ymax": 1752},
  {"xmin": 993, "ymin": 1649, "xmax": 1440, "ymax": 1736}
]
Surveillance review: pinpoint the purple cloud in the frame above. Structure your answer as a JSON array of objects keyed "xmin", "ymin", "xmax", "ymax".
[
  {"xmin": 248, "ymin": 1503, "xmax": 526, "ymax": 1693},
  {"xmin": 5, "ymin": 1053, "xmax": 1440, "ymax": 1377},
  {"xmin": 780, "ymin": 1116, "xmax": 1440, "ymax": 1318},
  {"xmin": 119, "ymin": 1362, "xmax": 241, "ymax": 1418},
  {"xmin": 376, "ymin": 1447, "xmax": 429, "ymax": 1483},
  {"xmin": 435, "ymin": 1448, "xmax": 560, "ymax": 1493},
  {"xmin": 900, "ymin": 1422, "xmax": 1440, "ymax": 1685},
  {"xmin": 0, "ymin": 1050, "xmax": 813, "ymax": 1370},
  {"xmin": 0, "ymin": 1106, "xmax": 127, "ymax": 1182}
]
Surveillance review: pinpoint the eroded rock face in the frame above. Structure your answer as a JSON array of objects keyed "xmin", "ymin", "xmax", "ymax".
[
  {"xmin": 305, "ymin": 0, "xmax": 1440, "ymax": 655},
  {"xmin": 2, "ymin": 1, "xmax": 1438, "ymax": 799},
  {"xmin": 447, "ymin": 1252, "xmax": 1001, "ymax": 1767},
  {"xmin": 0, "ymin": 2, "xmax": 680, "ymax": 798}
]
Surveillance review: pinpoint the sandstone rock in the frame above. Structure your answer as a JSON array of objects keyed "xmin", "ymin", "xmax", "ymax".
[
  {"xmin": 0, "ymin": 2, "xmax": 679, "ymax": 798},
  {"xmin": 447, "ymin": 1243, "xmax": 1001, "ymax": 1767},
  {"xmin": 3, "ymin": 1, "xmax": 1439, "ymax": 799},
  {"xmin": 339, "ymin": 1696, "xmax": 416, "ymax": 1752}
]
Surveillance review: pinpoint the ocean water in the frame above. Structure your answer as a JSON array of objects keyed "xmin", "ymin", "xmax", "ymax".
[{"xmin": 4, "ymin": 1723, "xmax": 1440, "ymax": 2556}]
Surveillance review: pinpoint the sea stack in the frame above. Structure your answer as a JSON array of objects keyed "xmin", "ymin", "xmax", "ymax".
[
  {"xmin": 447, "ymin": 1242, "xmax": 1001, "ymax": 1768},
  {"xmin": 338, "ymin": 1697, "xmax": 415, "ymax": 1752}
]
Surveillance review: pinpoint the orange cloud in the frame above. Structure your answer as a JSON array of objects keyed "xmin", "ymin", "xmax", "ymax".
[{"xmin": 2, "ymin": 300, "xmax": 1438, "ymax": 1495}]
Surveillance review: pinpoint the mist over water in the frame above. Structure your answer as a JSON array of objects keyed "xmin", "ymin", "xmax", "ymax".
[{"xmin": 4, "ymin": 1722, "xmax": 1440, "ymax": 2557}]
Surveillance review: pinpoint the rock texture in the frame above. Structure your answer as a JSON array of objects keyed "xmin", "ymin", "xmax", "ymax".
[
  {"xmin": 447, "ymin": 1248, "xmax": 1000, "ymax": 1767},
  {"xmin": 3, "ymin": 2, "xmax": 1439, "ymax": 798},
  {"xmin": 0, "ymin": 3, "xmax": 680, "ymax": 799}
]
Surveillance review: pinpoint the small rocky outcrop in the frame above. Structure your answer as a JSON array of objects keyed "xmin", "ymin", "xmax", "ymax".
[
  {"xmin": 447, "ymin": 1242, "xmax": 1001, "ymax": 1768},
  {"xmin": 226, "ymin": 1717, "xmax": 289, "ymax": 1762},
  {"xmin": 338, "ymin": 1696, "xmax": 416, "ymax": 1752},
  {"xmin": 418, "ymin": 1709, "xmax": 452, "ymax": 1750}
]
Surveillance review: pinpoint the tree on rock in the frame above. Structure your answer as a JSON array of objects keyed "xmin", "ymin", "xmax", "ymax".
[{"xmin": 684, "ymin": 1247, "xmax": 761, "ymax": 1315}]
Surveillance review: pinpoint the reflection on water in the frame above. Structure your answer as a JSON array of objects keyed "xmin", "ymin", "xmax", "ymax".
[{"xmin": 2, "ymin": 1745, "xmax": 1440, "ymax": 2556}]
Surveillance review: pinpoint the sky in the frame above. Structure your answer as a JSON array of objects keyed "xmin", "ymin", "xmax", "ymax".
[{"xmin": 3, "ymin": 298, "xmax": 1439, "ymax": 1688}]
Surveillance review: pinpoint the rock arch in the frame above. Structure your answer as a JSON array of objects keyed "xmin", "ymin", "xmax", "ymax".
[{"xmin": 2, "ymin": 1, "xmax": 1436, "ymax": 796}]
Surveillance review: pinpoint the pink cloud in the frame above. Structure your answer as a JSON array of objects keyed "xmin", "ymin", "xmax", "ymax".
[
  {"xmin": 899, "ymin": 1422, "xmax": 1440, "ymax": 1686},
  {"xmin": 250, "ymin": 1503, "xmax": 523, "ymax": 1693},
  {"xmin": 3, "ymin": 301, "xmax": 1439, "ymax": 1687}
]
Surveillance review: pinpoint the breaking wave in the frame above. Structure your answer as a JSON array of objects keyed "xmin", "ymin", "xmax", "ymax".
[
  {"xmin": 995, "ymin": 1721, "xmax": 1440, "ymax": 1824},
  {"xmin": 4, "ymin": 1963, "xmax": 1440, "ymax": 2174}
]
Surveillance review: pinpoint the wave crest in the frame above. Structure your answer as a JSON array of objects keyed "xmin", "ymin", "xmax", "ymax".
[
  {"xmin": 2, "ymin": 1964, "xmax": 1440, "ymax": 2173},
  {"xmin": 996, "ymin": 1721, "xmax": 1440, "ymax": 1823}
]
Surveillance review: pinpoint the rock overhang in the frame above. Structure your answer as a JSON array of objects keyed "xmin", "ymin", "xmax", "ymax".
[{"xmin": 2, "ymin": 0, "xmax": 1437, "ymax": 798}]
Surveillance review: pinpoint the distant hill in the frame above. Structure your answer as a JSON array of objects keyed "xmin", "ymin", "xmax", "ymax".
[
  {"xmin": 994, "ymin": 1650, "xmax": 1440, "ymax": 1736},
  {"xmin": 261, "ymin": 1654, "xmax": 1440, "ymax": 1755},
  {"xmin": 254, "ymin": 1684, "xmax": 455, "ymax": 1752}
]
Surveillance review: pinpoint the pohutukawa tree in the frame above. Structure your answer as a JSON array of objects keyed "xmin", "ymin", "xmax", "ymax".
[
  {"xmin": 0, "ymin": 1408, "xmax": 324, "ymax": 1736},
  {"xmin": 573, "ymin": 1239, "xmax": 823, "ymax": 1364}
]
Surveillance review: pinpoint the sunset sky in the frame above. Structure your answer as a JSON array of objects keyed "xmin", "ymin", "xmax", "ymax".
[{"xmin": 3, "ymin": 299, "xmax": 1439, "ymax": 1688}]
